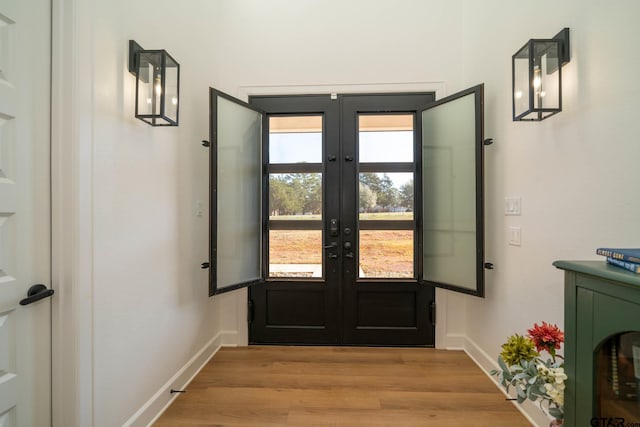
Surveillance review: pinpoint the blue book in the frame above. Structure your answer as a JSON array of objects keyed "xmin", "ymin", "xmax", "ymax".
[
  {"xmin": 606, "ymin": 257, "xmax": 640, "ymax": 274},
  {"xmin": 596, "ymin": 248, "xmax": 640, "ymax": 264}
]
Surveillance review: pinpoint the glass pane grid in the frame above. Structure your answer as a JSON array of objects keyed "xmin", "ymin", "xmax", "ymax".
[
  {"xmin": 267, "ymin": 115, "xmax": 324, "ymax": 279},
  {"xmin": 357, "ymin": 114, "xmax": 416, "ymax": 280}
]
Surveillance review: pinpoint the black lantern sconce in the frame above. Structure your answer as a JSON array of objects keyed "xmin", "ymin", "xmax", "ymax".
[
  {"xmin": 128, "ymin": 40, "xmax": 180, "ymax": 126},
  {"xmin": 512, "ymin": 28, "xmax": 570, "ymax": 121}
]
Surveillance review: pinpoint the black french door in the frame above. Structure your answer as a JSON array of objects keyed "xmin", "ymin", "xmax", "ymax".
[
  {"xmin": 249, "ymin": 93, "xmax": 437, "ymax": 345},
  {"xmin": 208, "ymin": 85, "xmax": 486, "ymax": 347}
]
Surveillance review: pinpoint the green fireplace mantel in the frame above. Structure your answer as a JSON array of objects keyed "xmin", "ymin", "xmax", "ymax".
[{"xmin": 554, "ymin": 260, "xmax": 640, "ymax": 427}]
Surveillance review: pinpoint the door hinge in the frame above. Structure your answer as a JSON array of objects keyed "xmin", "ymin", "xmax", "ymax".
[
  {"xmin": 429, "ymin": 301, "xmax": 436, "ymax": 326},
  {"xmin": 247, "ymin": 299, "xmax": 254, "ymax": 323}
]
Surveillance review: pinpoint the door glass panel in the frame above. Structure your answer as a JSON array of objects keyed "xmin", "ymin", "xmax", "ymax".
[
  {"xmin": 358, "ymin": 114, "xmax": 414, "ymax": 163},
  {"xmin": 359, "ymin": 172, "xmax": 413, "ymax": 219},
  {"xmin": 357, "ymin": 113, "xmax": 416, "ymax": 281},
  {"xmin": 269, "ymin": 116, "xmax": 322, "ymax": 164},
  {"xmin": 268, "ymin": 230, "xmax": 322, "ymax": 278},
  {"xmin": 269, "ymin": 173, "xmax": 322, "ymax": 219},
  {"xmin": 421, "ymin": 86, "xmax": 483, "ymax": 295},
  {"xmin": 267, "ymin": 115, "xmax": 324, "ymax": 280},
  {"xmin": 214, "ymin": 93, "xmax": 262, "ymax": 293},
  {"xmin": 359, "ymin": 230, "xmax": 413, "ymax": 278}
]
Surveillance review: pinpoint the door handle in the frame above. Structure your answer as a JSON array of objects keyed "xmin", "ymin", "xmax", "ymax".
[{"xmin": 19, "ymin": 284, "xmax": 54, "ymax": 306}]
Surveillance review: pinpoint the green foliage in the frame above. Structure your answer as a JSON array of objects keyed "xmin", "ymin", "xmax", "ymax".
[
  {"xmin": 270, "ymin": 172, "xmax": 413, "ymax": 216},
  {"xmin": 359, "ymin": 182, "xmax": 377, "ymax": 212},
  {"xmin": 492, "ymin": 356, "xmax": 566, "ymax": 420},
  {"xmin": 359, "ymin": 173, "xmax": 410, "ymax": 210},
  {"xmin": 269, "ymin": 174, "xmax": 321, "ymax": 216},
  {"xmin": 376, "ymin": 174, "xmax": 398, "ymax": 208},
  {"xmin": 399, "ymin": 180, "xmax": 413, "ymax": 209},
  {"xmin": 491, "ymin": 327, "xmax": 567, "ymax": 422}
]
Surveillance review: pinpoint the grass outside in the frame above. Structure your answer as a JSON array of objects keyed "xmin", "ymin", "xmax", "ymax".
[
  {"xmin": 269, "ymin": 226, "xmax": 413, "ymax": 278},
  {"xmin": 270, "ymin": 212, "xmax": 412, "ymax": 221}
]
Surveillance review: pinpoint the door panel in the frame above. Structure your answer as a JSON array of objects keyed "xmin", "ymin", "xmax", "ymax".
[
  {"xmin": 421, "ymin": 84, "xmax": 485, "ymax": 297},
  {"xmin": 250, "ymin": 93, "xmax": 435, "ymax": 346},
  {"xmin": 0, "ymin": 0, "xmax": 51, "ymax": 424},
  {"xmin": 209, "ymin": 90, "xmax": 264, "ymax": 295},
  {"xmin": 250, "ymin": 95, "xmax": 340, "ymax": 344},
  {"xmin": 342, "ymin": 94, "xmax": 434, "ymax": 346}
]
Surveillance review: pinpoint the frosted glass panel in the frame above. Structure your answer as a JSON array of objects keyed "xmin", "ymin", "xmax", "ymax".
[
  {"xmin": 216, "ymin": 96, "xmax": 262, "ymax": 290},
  {"xmin": 422, "ymin": 92, "xmax": 478, "ymax": 292}
]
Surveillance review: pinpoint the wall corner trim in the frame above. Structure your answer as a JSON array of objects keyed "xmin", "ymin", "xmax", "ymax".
[{"xmin": 123, "ymin": 330, "xmax": 238, "ymax": 427}]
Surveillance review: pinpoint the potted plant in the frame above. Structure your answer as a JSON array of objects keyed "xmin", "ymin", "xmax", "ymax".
[{"xmin": 491, "ymin": 322, "xmax": 566, "ymax": 426}]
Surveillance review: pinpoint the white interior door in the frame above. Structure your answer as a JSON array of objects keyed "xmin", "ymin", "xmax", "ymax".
[{"xmin": 0, "ymin": 0, "xmax": 52, "ymax": 425}]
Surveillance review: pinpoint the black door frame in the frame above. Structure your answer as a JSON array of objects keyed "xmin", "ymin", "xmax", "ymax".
[
  {"xmin": 249, "ymin": 92, "xmax": 436, "ymax": 346},
  {"xmin": 250, "ymin": 95, "xmax": 341, "ymax": 344},
  {"xmin": 340, "ymin": 93, "xmax": 435, "ymax": 345}
]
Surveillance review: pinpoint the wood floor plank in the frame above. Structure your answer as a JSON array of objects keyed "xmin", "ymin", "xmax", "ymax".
[{"xmin": 153, "ymin": 346, "xmax": 531, "ymax": 426}]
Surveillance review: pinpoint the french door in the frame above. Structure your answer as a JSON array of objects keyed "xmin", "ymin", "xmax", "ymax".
[{"xmin": 208, "ymin": 85, "xmax": 486, "ymax": 346}]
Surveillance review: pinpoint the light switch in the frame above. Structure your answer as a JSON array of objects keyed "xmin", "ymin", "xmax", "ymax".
[
  {"xmin": 505, "ymin": 197, "xmax": 521, "ymax": 216},
  {"xmin": 508, "ymin": 226, "xmax": 521, "ymax": 246}
]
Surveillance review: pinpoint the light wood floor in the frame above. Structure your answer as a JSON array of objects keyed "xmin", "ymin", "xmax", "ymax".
[{"xmin": 153, "ymin": 346, "xmax": 531, "ymax": 426}]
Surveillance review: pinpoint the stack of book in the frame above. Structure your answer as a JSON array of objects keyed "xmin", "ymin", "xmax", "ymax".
[{"xmin": 596, "ymin": 248, "xmax": 640, "ymax": 274}]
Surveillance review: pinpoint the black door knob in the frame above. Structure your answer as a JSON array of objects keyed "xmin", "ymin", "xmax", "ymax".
[{"xmin": 19, "ymin": 284, "xmax": 54, "ymax": 306}]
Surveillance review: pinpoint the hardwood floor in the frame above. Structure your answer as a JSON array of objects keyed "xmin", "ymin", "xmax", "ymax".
[{"xmin": 153, "ymin": 346, "xmax": 531, "ymax": 426}]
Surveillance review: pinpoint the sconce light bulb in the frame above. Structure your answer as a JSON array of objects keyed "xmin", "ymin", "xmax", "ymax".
[
  {"xmin": 153, "ymin": 74, "xmax": 162, "ymax": 96},
  {"xmin": 539, "ymin": 91, "xmax": 546, "ymax": 98},
  {"xmin": 533, "ymin": 76, "xmax": 542, "ymax": 90},
  {"xmin": 171, "ymin": 96, "xmax": 178, "ymax": 106},
  {"xmin": 146, "ymin": 98, "xmax": 152, "ymax": 105},
  {"xmin": 514, "ymin": 90, "xmax": 523, "ymax": 100},
  {"xmin": 533, "ymin": 66, "xmax": 542, "ymax": 90}
]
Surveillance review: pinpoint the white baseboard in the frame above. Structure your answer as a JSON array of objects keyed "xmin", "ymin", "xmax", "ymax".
[
  {"xmin": 447, "ymin": 333, "xmax": 551, "ymax": 427},
  {"xmin": 122, "ymin": 330, "xmax": 238, "ymax": 427}
]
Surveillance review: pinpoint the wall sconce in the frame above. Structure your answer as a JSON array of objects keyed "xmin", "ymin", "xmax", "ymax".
[
  {"xmin": 128, "ymin": 40, "xmax": 180, "ymax": 126},
  {"xmin": 512, "ymin": 28, "xmax": 570, "ymax": 121}
]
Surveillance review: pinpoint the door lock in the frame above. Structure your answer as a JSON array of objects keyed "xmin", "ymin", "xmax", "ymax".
[
  {"xmin": 343, "ymin": 242, "xmax": 352, "ymax": 250},
  {"xmin": 329, "ymin": 219, "xmax": 339, "ymax": 236}
]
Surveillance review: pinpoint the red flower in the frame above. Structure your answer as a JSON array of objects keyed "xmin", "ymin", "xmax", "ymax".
[{"xmin": 527, "ymin": 321, "xmax": 564, "ymax": 354}]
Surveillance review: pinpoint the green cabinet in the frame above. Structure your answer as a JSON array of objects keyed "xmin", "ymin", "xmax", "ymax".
[{"xmin": 554, "ymin": 261, "xmax": 640, "ymax": 427}]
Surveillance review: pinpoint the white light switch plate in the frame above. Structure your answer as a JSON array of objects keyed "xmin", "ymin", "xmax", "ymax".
[
  {"xmin": 508, "ymin": 226, "xmax": 521, "ymax": 246},
  {"xmin": 505, "ymin": 197, "xmax": 521, "ymax": 216}
]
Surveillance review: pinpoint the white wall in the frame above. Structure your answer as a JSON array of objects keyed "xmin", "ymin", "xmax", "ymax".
[
  {"xmin": 454, "ymin": 2, "xmax": 640, "ymax": 423},
  {"xmin": 87, "ymin": 1, "xmax": 239, "ymax": 425},
  {"xmin": 458, "ymin": 0, "xmax": 640, "ymax": 372},
  {"xmin": 66, "ymin": 0, "xmax": 640, "ymax": 425}
]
